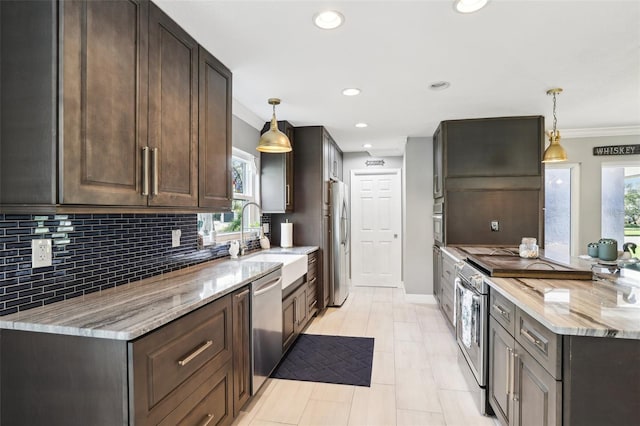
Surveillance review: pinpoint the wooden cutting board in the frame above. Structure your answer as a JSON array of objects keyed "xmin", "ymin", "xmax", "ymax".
[{"xmin": 467, "ymin": 254, "xmax": 593, "ymax": 280}]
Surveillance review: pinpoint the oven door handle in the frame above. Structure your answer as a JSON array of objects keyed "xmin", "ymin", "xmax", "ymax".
[{"xmin": 472, "ymin": 294, "xmax": 481, "ymax": 345}]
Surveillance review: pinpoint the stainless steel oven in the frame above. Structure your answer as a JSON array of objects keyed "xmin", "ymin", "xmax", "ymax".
[{"xmin": 455, "ymin": 261, "xmax": 492, "ymax": 415}]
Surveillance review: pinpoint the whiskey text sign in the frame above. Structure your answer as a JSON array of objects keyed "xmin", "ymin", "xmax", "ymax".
[{"xmin": 593, "ymin": 144, "xmax": 640, "ymax": 156}]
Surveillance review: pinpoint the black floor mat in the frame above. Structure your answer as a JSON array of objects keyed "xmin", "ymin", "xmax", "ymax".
[{"xmin": 271, "ymin": 334, "xmax": 375, "ymax": 387}]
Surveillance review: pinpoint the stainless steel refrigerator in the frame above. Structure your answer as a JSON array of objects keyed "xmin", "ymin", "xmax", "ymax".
[{"xmin": 330, "ymin": 180, "xmax": 350, "ymax": 306}]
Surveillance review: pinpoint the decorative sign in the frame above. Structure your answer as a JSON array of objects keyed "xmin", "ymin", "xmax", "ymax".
[
  {"xmin": 592, "ymin": 144, "xmax": 640, "ymax": 156},
  {"xmin": 365, "ymin": 159, "xmax": 385, "ymax": 166}
]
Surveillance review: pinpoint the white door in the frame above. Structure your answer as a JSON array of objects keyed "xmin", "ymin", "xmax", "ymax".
[{"xmin": 351, "ymin": 169, "xmax": 402, "ymax": 287}]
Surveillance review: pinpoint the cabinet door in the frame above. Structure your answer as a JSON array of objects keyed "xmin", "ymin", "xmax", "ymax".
[
  {"xmin": 322, "ymin": 215, "xmax": 331, "ymax": 309},
  {"xmin": 513, "ymin": 343, "xmax": 561, "ymax": 426},
  {"xmin": 489, "ymin": 317, "xmax": 515, "ymax": 426},
  {"xmin": 199, "ymin": 47, "xmax": 232, "ymax": 210},
  {"xmin": 433, "ymin": 124, "xmax": 444, "ymax": 198},
  {"xmin": 232, "ymin": 287, "xmax": 251, "ymax": 416},
  {"xmin": 261, "ymin": 121, "xmax": 294, "ymax": 213},
  {"xmin": 62, "ymin": 0, "xmax": 148, "ymax": 206},
  {"xmin": 322, "ymin": 132, "xmax": 331, "ymax": 209},
  {"xmin": 433, "ymin": 246, "xmax": 441, "ymax": 303},
  {"xmin": 148, "ymin": 3, "xmax": 198, "ymax": 207},
  {"xmin": 295, "ymin": 286, "xmax": 308, "ymax": 332},
  {"xmin": 282, "ymin": 293, "xmax": 296, "ymax": 351}
]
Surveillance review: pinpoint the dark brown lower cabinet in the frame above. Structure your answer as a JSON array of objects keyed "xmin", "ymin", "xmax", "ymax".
[
  {"xmin": 282, "ymin": 280, "xmax": 310, "ymax": 352},
  {"xmin": 0, "ymin": 289, "xmax": 250, "ymax": 425}
]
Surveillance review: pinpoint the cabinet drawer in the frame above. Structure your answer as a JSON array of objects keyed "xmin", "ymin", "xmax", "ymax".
[
  {"xmin": 441, "ymin": 292, "xmax": 455, "ymax": 326},
  {"xmin": 132, "ymin": 295, "xmax": 232, "ymax": 414},
  {"xmin": 515, "ymin": 309, "xmax": 561, "ymax": 379},
  {"xmin": 307, "ymin": 252, "xmax": 318, "ymax": 280},
  {"xmin": 441, "ymin": 253, "xmax": 457, "ymax": 284},
  {"xmin": 490, "ymin": 289, "xmax": 516, "ymax": 335},
  {"xmin": 159, "ymin": 361, "xmax": 233, "ymax": 426}
]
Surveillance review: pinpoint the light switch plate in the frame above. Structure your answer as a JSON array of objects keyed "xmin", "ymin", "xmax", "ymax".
[
  {"xmin": 490, "ymin": 220, "xmax": 500, "ymax": 232},
  {"xmin": 172, "ymin": 229, "xmax": 181, "ymax": 247},
  {"xmin": 32, "ymin": 239, "xmax": 52, "ymax": 268}
]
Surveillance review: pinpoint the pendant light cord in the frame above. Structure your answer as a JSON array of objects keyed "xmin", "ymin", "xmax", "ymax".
[{"xmin": 552, "ymin": 92, "xmax": 558, "ymax": 134}]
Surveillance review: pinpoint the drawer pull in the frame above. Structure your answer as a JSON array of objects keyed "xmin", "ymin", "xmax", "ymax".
[
  {"xmin": 521, "ymin": 327, "xmax": 548, "ymax": 353},
  {"xmin": 493, "ymin": 304, "xmax": 510, "ymax": 321},
  {"xmin": 201, "ymin": 414, "xmax": 215, "ymax": 426},
  {"xmin": 511, "ymin": 352, "xmax": 519, "ymax": 402},
  {"xmin": 178, "ymin": 340, "xmax": 213, "ymax": 367}
]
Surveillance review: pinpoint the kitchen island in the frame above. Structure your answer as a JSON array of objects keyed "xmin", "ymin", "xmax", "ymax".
[{"xmin": 441, "ymin": 246, "xmax": 640, "ymax": 426}]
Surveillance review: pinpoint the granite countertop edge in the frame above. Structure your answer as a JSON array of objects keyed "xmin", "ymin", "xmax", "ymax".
[{"xmin": 0, "ymin": 247, "xmax": 318, "ymax": 341}]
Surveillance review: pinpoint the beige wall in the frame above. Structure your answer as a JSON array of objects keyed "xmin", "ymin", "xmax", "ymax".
[{"xmin": 558, "ymin": 134, "xmax": 640, "ymax": 253}]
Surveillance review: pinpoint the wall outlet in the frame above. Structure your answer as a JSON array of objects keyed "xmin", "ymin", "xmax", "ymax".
[
  {"xmin": 490, "ymin": 220, "xmax": 500, "ymax": 232},
  {"xmin": 262, "ymin": 223, "xmax": 269, "ymax": 234},
  {"xmin": 32, "ymin": 239, "xmax": 52, "ymax": 268},
  {"xmin": 172, "ymin": 229, "xmax": 182, "ymax": 247}
]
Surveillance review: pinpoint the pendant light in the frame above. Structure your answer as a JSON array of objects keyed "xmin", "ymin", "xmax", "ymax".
[
  {"xmin": 257, "ymin": 98, "xmax": 292, "ymax": 153},
  {"xmin": 542, "ymin": 88, "xmax": 568, "ymax": 163}
]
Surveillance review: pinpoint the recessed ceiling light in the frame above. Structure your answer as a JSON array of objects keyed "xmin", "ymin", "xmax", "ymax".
[
  {"xmin": 313, "ymin": 10, "xmax": 345, "ymax": 30},
  {"xmin": 342, "ymin": 88, "xmax": 361, "ymax": 96},
  {"xmin": 454, "ymin": 0, "xmax": 489, "ymax": 14},
  {"xmin": 355, "ymin": 123, "xmax": 368, "ymax": 128},
  {"xmin": 429, "ymin": 81, "xmax": 451, "ymax": 91},
  {"xmin": 363, "ymin": 143, "xmax": 373, "ymax": 149}
]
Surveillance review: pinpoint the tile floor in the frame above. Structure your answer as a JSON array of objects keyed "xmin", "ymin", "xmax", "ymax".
[{"xmin": 233, "ymin": 286, "xmax": 498, "ymax": 426}]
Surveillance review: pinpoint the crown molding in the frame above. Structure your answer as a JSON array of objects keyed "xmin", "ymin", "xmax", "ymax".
[{"xmin": 559, "ymin": 126, "xmax": 640, "ymax": 139}]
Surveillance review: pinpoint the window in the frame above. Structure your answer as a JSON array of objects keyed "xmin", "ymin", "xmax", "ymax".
[
  {"xmin": 602, "ymin": 163, "xmax": 640, "ymax": 250},
  {"xmin": 544, "ymin": 163, "xmax": 579, "ymax": 263},
  {"xmin": 197, "ymin": 148, "xmax": 260, "ymax": 246}
]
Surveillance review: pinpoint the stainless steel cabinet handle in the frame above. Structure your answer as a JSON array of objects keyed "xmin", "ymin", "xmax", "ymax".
[
  {"xmin": 286, "ymin": 184, "xmax": 290, "ymax": 206},
  {"xmin": 142, "ymin": 147, "xmax": 150, "ymax": 196},
  {"xmin": 200, "ymin": 414, "xmax": 214, "ymax": 426},
  {"xmin": 178, "ymin": 340, "xmax": 213, "ymax": 367},
  {"xmin": 505, "ymin": 347, "xmax": 512, "ymax": 398},
  {"xmin": 511, "ymin": 352, "xmax": 519, "ymax": 402},
  {"xmin": 521, "ymin": 327, "xmax": 547, "ymax": 353},
  {"xmin": 493, "ymin": 304, "xmax": 510, "ymax": 321},
  {"xmin": 151, "ymin": 147, "xmax": 159, "ymax": 196}
]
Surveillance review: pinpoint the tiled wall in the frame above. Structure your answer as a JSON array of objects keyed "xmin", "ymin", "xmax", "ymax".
[{"xmin": 0, "ymin": 213, "xmax": 270, "ymax": 316}]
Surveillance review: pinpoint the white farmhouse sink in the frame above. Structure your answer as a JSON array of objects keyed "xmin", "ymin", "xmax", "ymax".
[{"xmin": 245, "ymin": 253, "xmax": 308, "ymax": 289}]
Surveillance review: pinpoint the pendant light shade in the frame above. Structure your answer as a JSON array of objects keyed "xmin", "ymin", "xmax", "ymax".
[
  {"xmin": 542, "ymin": 88, "xmax": 568, "ymax": 163},
  {"xmin": 257, "ymin": 98, "xmax": 292, "ymax": 153}
]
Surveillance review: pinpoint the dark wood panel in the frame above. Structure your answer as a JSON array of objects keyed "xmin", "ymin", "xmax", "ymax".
[
  {"xmin": 282, "ymin": 292, "xmax": 296, "ymax": 351},
  {"xmin": 0, "ymin": 0, "xmax": 57, "ymax": 204},
  {"xmin": 0, "ymin": 330, "xmax": 128, "ymax": 425},
  {"xmin": 199, "ymin": 47, "xmax": 232, "ymax": 210},
  {"xmin": 232, "ymin": 287, "xmax": 251, "ymax": 416},
  {"xmin": 62, "ymin": 0, "xmax": 148, "ymax": 206},
  {"xmin": 563, "ymin": 336, "xmax": 640, "ymax": 426},
  {"xmin": 446, "ymin": 189, "xmax": 542, "ymax": 246},
  {"xmin": 148, "ymin": 3, "xmax": 198, "ymax": 207},
  {"xmin": 444, "ymin": 116, "xmax": 544, "ymax": 178}
]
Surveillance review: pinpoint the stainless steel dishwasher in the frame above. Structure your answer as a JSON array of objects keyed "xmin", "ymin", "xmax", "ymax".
[{"xmin": 251, "ymin": 268, "xmax": 283, "ymax": 394}]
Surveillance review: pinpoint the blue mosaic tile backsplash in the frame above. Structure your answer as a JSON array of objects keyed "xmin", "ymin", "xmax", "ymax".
[{"xmin": 0, "ymin": 213, "xmax": 270, "ymax": 316}]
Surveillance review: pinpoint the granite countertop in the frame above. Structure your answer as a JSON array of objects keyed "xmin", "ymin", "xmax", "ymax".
[
  {"xmin": 442, "ymin": 245, "xmax": 640, "ymax": 340},
  {"xmin": 0, "ymin": 246, "xmax": 317, "ymax": 341}
]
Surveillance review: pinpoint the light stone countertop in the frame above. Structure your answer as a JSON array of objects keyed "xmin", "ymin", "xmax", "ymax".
[
  {"xmin": 0, "ymin": 247, "xmax": 317, "ymax": 341},
  {"xmin": 441, "ymin": 246, "xmax": 640, "ymax": 340}
]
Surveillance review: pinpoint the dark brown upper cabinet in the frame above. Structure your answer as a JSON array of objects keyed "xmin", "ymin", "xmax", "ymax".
[
  {"xmin": 260, "ymin": 121, "xmax": 295, "ymax": 213},
  {"xmin": 198, "ymin": 48, "xmax": 233, "ymax": 211},
  {"xmin": 0, "ymin": 0, "xmax": 232, "ymax": 212},
  {"xmin": 148, "ymin": 3, "xmax": 199, "ymax": 207}
]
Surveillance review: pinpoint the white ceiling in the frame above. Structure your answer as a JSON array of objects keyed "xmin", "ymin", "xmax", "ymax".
[{"xmin": 155, "ymin": 0, "xmax": 640, "ymax": 154}]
